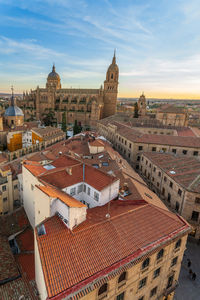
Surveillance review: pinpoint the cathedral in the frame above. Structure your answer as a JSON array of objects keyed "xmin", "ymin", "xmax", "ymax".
[{"xmin": 22, "ymin": 53, "xmax": 119, "ymax": 127}]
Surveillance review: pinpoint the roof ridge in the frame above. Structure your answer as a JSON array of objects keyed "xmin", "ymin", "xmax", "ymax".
[{"xmin": 73, "ymin": 202, "xmax": 148, "ymax": 234}]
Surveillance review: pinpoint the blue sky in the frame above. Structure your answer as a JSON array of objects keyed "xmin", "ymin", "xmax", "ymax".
[{"xmin": 0, "ymin": 0, "xmax": 200, "ymax": 98}]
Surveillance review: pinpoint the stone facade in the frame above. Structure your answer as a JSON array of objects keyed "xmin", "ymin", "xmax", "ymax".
[
  {"xmin": 156, "ymin": 106, "xmax": 188, "ymax": 127},
  {"xmin": 139, "ymin": 152, "xmax": 200, "ymax": 239},
  {"xmin": 21, "ymin": 54, "xmax": 119, "ymax": 128},
  {"xmin": 97, "ymin": 119, "xmax": 200, "ymax": 169}
]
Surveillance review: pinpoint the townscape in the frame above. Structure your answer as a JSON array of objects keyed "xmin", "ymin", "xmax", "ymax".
[{"xmin": 0, "ymin": 1, "xmax": 200, "ymax": 300}]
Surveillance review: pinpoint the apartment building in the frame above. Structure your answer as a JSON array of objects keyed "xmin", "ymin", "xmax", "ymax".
[
  {"xmin": 97, "ymin": 119, "xmax": 200, "ymax": 168},
  {"xmin": 139, "ymin": 152, "xmax": 200, "ymax": 239},
  {"xmin": 34, "ymin": 197, "xmax": 190, "ymax": 300}
]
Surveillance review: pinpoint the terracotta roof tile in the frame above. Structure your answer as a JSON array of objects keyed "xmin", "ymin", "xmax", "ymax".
[
  {"xmin": 40, "ymin": 163, "xmax": 118, "ymax": 191},
  {"xmin": 135, "ymin": 134, "xmax": 200, "ymax": 148},
  {"xmin": 36, "ymin": 200, "xmax": 189, "ymax": 298},
  {"xmin": 23, "ymin": 160, "xmax": 46, "ymax": 176}
]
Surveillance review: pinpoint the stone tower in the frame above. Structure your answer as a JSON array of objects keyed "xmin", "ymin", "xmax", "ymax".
[
  {"xmin": 46, "ymin": 64, "xmax": 61, "ymax": 110},
  {"xmin": 138, "ymin": 94, "xmax": 147, "ymax": 117},
  {"xmin": 103, "ymin": 51, "xmax": 119, "ymax": 118}
]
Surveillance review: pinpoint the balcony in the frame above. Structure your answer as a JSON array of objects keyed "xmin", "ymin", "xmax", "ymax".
[{"xmin": 164, "ymin": 281, "xmax": 178, "ymax": 296}]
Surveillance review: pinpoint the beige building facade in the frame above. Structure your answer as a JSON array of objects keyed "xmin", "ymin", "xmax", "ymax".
[
  {"xmin": 156, "ymin": 105, "xmax": 188, "ymax": 127},
  {"xmin": 139, "ymin": 152, "xmax": 200, "ymax": 239},
  {"xmin": 97, "ymin": 119, "xmax": 200, "ymax": 169}
]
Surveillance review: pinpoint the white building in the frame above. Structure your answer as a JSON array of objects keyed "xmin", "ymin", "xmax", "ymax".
[{"xmin": 22, "ymin": 155, "xmax": 119, "ymax": 228}]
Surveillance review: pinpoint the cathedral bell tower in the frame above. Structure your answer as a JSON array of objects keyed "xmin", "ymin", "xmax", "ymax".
[
  {"xmin": 46, "ymin": 64, "xmax": 61, "ymax": 110},
  {"xmin": 103, "ymin": 51, "xmax": 119, "ymax": 118}
]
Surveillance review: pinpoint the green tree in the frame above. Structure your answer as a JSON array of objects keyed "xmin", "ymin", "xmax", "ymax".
[
  {"xmin": 134, "ymin": 102, "xmax": 139, "ymax": 118},
  {"xmin": 61, "ymin": 111, "xmax": 67, "ymax": 133},
  {"xmin": 42, "ymin": 109, "xmax": 57, "ymax": 126},
  {"xmin": 73, "ymin": 120, "xmax": 82, "ymax": 135}
]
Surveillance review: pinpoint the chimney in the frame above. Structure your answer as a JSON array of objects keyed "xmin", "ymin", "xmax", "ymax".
[{"xmin": 66, "ymin": 167, "xmax": 72, "ymax": 175}]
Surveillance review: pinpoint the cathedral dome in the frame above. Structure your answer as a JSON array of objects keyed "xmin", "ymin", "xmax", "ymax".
[
  {"xmin": 107, "ymin": 52, "xmax": 119, "ymax": 73},
  {"xmin": 47, "ymin": 64, "xmax": 60, "ymax": 80},
  {"xmin": 4, "ymin": 105, "xmax": 24, "ymax": 117}
]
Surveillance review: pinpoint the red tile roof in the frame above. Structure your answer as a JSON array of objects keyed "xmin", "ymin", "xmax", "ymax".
[
  {"xmin": 16, "ymin": 227, "xmax": 34, "ymax": 252},
  {"xmin": 142, "ymin": 152, "xmax": 200, "ymax": 193},
  {"xmin": 36, "ymin": 200, "xmax": 190, "ymax": 299},
  {"xmin": 23, "ymin": 160, "xmax": 46, "ymax": 176},
  {"xmin": 40, "ymin": 163, "xmax": 118, "ymax": 191},
  {"xmin": 16, "ymin": 253, "xmax": 35, "ymax": 281},
  {"xmin": 36, "ymin": 184, "xmax": 86, "ymax": 208},
  {"xmin": 135, "ymin": 134, "xmax": 200, "ymax": 148},
  {"xmin": 89, "ymin": 139, "xmax": 104, "ymax": 147}
]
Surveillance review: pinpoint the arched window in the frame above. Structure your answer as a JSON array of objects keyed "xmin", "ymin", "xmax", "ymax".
[
  {"xmin": 98, "ymin": 283, "xmax": 107, "ymax": 296},
  {"xmin": 175, "ymin": 239, "xmax": 181, "ymax": 249},
  {"xmin": 142, "ymin": 257, "xmax": 150, "ymax": 269},
  {"xmin": 118, "ymin": 272, "xmax": 126, "ymax": 283},
  {"xmin": 157, "ymin": 249, "xmax": 164, "ymax": 260},
  {"xmin": 111, "ymin": 73, "xmax": 114, "ymax": 79}
]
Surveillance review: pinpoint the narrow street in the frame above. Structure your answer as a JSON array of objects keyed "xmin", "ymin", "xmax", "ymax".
[{"xmin": 174, "ymin": 239, "xmax": 200, "ymax": 300}]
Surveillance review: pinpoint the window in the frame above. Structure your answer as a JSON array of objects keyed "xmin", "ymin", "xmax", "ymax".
[
  {"xmin": 102, "ymin": 162, "xmax": 109, "ymax": 166},
  {"xmin": 139, "ymin": 146, "xmax": 143, "ymax": 151},
  {"xmin": 171, "ymin": 256, "xmax": 178, "ymax": 267},
  {"xmin": 175, "ymin": 239, "xmax": 181, "ymax": 249},
  {"xmin": 70, "ymin": 187, "xmax": 76, "ymax": 196},
  {"xmin": 150, "ymin": 287, "xmax": 157, "ymax": 297},
  {"xmin": 167, "ymin": 193, "xmax": 171, "ymax": 202},
  {"xmin": 172, "ymin": 149, "xmax": 176, "ymax": 154},
  {"xmin": 178, "ymin": 189, "xmax": 182, "ymax": 196},
  {"xmin": 3, "ymin": 197, "xmax": 7, "ymax": 202},
  {"xmin": 157, "ymin": 182, "xmax": 159, "ymax": 187},
  {"xmin": 191, "ymin": 211, "xmax": 199, "ymax": 221},
  {"xmin": 157, "ymin": 249, "xmax": 164, "ymax": 260},
  {"xmin": 125, "ymin": 140, "xmax": 127, "ymax": 145},
  {"xmin": 88, "ymin": 187, "xmax": 90, "ymax": 196},
  {"xmin": 118, "ymin": 272, "xmax": 126, "ymax": 283},
  {"xmin": 116, "ymin": 292, "xmax": 124, "ymax": 300},
  {"xmin": 129, "ymin": 143, "xmax": 132, "ymax": 149},
  {"xmin": 138, "ymin": 297, "xmax": 144, "ymax": 300},
  {"xmin": 98, "ymin": 283, "xmax": 107, "ymax": 296},
  {"xmin": 175, "ymin": 202, "xmax": 180, "ymax": 212},
  {"xmin": 153, "ymin": 167, "xmax": 156, "ymax": 172},
  {"xmin": 195, "ymin": 197, "xmax": 200, "ymax": 204},
  {"xmin": 193, "ymin": 151, "xmax": 198, "ymax": 156},
  {"xmin": 169, "ymin": 181, "xmax": 173, "ymax": 188},
  {"xmin": 14, "ymin": 184, "xmax": 18, "ymax": 190},
  {"xmin": 164, "ymin": 176, "xmax": 167, "ymax": 182},
  {"xmin": 142, "ymin": 258, "xmax": 150, "ymax": 269},
  {"xmin": 149, "ymin": 163, "xmax": 151, "ymax": 168},
  {"xmin": 152, "ymin": 177, "xmax": 154, "ymax": 182},
  {"xmin": 2, "ymin": 185, "xmax": 6, "ymax": 191},
  {"xmin": 141, "ymin": 157, "xmax": 144, "ymax": 161},
  {"xmin": 94, "ymin": 191, "xmax": 99, "ymax": 201},
  {"xmin": 167, "ymin": 274, "xmax": 174, "ymax": 289},
  {"xmin": 158, "ymin": 171, "xmax": 161, "ymax": 177},
  {"xmin": 152, "ymin": 147, "xmax": 156, "ymax": 151},
  {"xmin": 137, "ymin": 156, "xmax": 140, "ymax": 161},
  {"xmin": 153, "ymin": 268, "xmax": 160, "ymax": 279},
  {"xmin": 182, "ymin": 149, "xmax": 187, "ymax": 155},
  {"xmin": 138, "ymin": 277, "xmax": 147, "ymax": 289},
  {"xmin": 78, "ymin": 184, "xmax": 83, "ymax": 194},
  {"xmin": 146, "ymin": 160, "xmax": 148, "ymax": 165},
  {"xmin": 161, "ymin": 188, "xmax": 165, "ymax": 195},
  {"xmin": 83, "ymin": 184, "xmax": 86, "ymax": 192}
]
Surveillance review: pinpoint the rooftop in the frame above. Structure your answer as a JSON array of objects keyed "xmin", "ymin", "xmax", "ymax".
[
  {"xmin": 142, "ymin": 152, "xmax": 200, "ymax": 193},
  {"xmin": 36, "ymin": 200, "xmax": 189, "ymax": 299}
]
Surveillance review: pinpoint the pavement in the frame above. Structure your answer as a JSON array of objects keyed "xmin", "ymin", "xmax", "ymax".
[{"xmin": 174, "ymin": 239, "xmax": 200, "ymax": 300}]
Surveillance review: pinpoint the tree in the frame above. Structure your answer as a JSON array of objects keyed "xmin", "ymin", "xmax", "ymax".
[
  {"xmin": 134, "ymin": 102, "xmax": 139, "ymax": 118},
  {"xmin": 42, "ymin": 109, "xmax": 56, "ymax": 126},
  {"xmin": 61, "ymin": 111, "xmax": 67, "ymax": 133},
  {"xmin": 73, "ymin": 120, "xmax": 82, "ymax": 135}
]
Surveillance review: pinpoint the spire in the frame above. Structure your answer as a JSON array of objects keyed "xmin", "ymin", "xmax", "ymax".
[
  {"xmin": 112, "ymin": 49, "xmax": 116, "ymax": 64},
  {"xmin": 52, "ymin": 63, "xmax": 55, "ymax": 72},
  {"xmin": 11, "ymin": 85, "xmax": 15, "ymax": 106}
]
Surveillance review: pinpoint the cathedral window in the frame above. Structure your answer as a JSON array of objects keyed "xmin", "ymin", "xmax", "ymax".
[{"xmin": 111, "ymin": 73, "xmax": 114, "ymax": 79}]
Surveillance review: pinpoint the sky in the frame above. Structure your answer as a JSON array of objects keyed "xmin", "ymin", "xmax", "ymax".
[{"xmin": 0, "ymin": 0, "xmax": 200, "ymax": 98}]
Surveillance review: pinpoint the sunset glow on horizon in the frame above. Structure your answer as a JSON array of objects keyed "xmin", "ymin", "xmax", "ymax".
[{"xmin": 0, "ymin": 0, "xmax": 200, "ymax": 99}]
